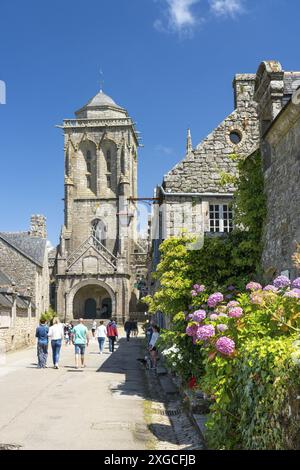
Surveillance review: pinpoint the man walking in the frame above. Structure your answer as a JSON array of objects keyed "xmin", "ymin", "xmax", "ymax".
[
  {"xmin": 35, "ymin": 318, "xmax": 49, "ymax": 368},
  {"xmin": 72, "ymin": 318, "xmax": 89, "ymax": 369},
  {"xmin": 107, "ymin": 320, "xmax": 118, "ymax": 353},
  {"xmin": 124, "ymin": 319, "xmax": 132, "ymax": 342}
]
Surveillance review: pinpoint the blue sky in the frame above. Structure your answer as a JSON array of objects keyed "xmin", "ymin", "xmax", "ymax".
[{"xmin": 0, "ymin": 0, "xmax": 298, "ymax": 244}]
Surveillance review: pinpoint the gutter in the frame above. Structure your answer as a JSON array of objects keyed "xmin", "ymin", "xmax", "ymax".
[{"xmin": 159, "ymin": 186, "xmax": 234, "ymax": 198}]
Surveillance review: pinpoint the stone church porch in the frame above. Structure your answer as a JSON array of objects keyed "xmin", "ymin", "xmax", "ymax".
[{"xmin": 73, "ymin": 284, "xmax": 112, "ymax": 320}]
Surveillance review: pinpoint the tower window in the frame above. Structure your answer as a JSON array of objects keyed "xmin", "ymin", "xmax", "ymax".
[
  {"xmin": 87, "ymin": 162, "xmax": 91, "ymax": 173},
  {"xmin": 92, "ymin": 219, "xmax": 106, "ymax": 247},
  {"xmin": 107, "ymin": 175, "xmax": 111, "ymax": 189},
  {"xmin": 86, "ymin": 150, "xmax": 92, "ymax": 161},
  {"xmin": 87, "ymin": 175, "xmax": 91, "ymax": 189},
  {"xmin": 209, "ymin": 204, "xmax": 233, "ymax": 233}
]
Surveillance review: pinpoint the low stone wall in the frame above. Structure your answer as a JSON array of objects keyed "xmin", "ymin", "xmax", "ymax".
[{"xmin": 0, "ymin": 317, "xmax": 37, "ymax": 353}]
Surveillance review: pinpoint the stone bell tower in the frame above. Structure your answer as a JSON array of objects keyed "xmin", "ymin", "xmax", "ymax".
[{"xmin": 54, "ymin": 88, "xmax": 140, "ymax": 323}]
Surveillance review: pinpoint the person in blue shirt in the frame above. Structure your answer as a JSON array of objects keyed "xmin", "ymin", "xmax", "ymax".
[{"xmin": 35, "ymin": 319, "xmax": 49, "ymax": 368}]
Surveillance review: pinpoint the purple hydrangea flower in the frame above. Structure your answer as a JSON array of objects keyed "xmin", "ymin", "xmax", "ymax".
[
  {"xmin": 196, "ymin": 325, "xmax": 215, "ymax": 341},
  {"xmin": 227, "ymin": 301, "xmax": 240, "ymax": 309},
  {"xmin": 193, "ymin": 284, "xmax": 206, "ymax": 293},
  {"xmin": 217, "ymin": 324, "xmax": 229, "ymax": 333},
  {"xmin": 284, "ymin": 289, "xmax": 300, "ymax": 299},
  {"xmin": 292, "ymin": 278, "xmax": 300, "ymax": 289},
  {"xmin": 273, "ymin": 275, "xmax": 291, "ymax": 289},
  {"xmin": 246, "ymin": 282, "xmax": 262, "ymax": 291},
  {"xmin": 228, "ymin": 307, "xmax": 243, "ymax": 318},
  {"xmin": 263, "ymin": 285, "xmax": 278, "ymax": 292},
  {"xmin": 216, "ymin": 337, "xmax": 235, "ymax": 356},
  {"xmin": 186, "ymin": 313, "xmax": 194, "ymax": 320},
  {"xmin": 207, "ymin": 292, "xmax": 224, "ymax": 308},
  {"xmin": 192, "ymin": 310, "xmax": 207, "ymax": 322},
  {"xmin": 209, "ymin": 313, "xmax": 219, "ymax": 321},
  {"xmin": 186, "ymin": 324, "xmax": 198, "ymax": 337},
  {"xmin": 227, "ymin": 285, "xmax": 236, "ymax": 291},
  {"xmin": 225, "ymin": 294, "xmax": 233, "ymax": 300},
  {"xmin": 191, "ymin": 290, "xmax": 198, "ymax": 297}
]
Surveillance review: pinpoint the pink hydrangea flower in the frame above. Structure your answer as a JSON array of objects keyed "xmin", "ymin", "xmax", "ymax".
[
  {"xmin": 207, "ymin": 292, "xmax": 224, "ymax": 308},
  {"xmin": 227, "ymin": 301, "xmax": 240, "ymax": 309},
  {"xmin": 219, "ymin": 313, "xmax": 228, "ymax": 318},
  {"xmin": 209, "ymin": 313, "xmax": 219, "ymax": 321},
  {"xmin": 250, "ymin": 292, "xmax": 264, "ymax": 305},
  {"xmin": 217, "ymin": 324, "xmax": 228, "ymax": 333},
  {"xmin": 191, "ymin": 290, "xmax": 198, "ymax": 297},
  {"xmin": 196, "ymin": 325, "xmax": 215, "ymax": 341},
  {"xmin": 216, "ymin": 337, "xmax": 235, "ymax": 356},
  {"xmin": 192, "ymin": 310, "xmax": 207, "ymax": 322},
  {"xmin": 228, "ymin": 307, "xmax": 243, "ymax": 318},
  {"xmin": 246, "ymin": 282, "xmax": 262, "ymax": 291}
]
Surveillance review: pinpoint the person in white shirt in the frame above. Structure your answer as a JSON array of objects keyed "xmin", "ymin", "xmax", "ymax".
[
  {"xmin": 96, "ymin": 321, "xmax": 107, "ymax": 354},
  {"xmin": 48, "ymin": 317, "xmax": 64, "ymax": 369},
  {"xmin": 92, "ymin": 320, "xmax": 97, "ymax": 338},
  {"xmin": 149, "ymin": 325, "xmax": 160, "ymax": 370}
]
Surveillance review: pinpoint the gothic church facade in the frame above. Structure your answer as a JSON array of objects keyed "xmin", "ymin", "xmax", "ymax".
[{"xmin": 51, "ymin": 90, "xmax": 143, "ymax": 323}]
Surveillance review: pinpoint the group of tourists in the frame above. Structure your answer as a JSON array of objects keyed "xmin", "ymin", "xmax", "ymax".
[{"xmin": 35, "ymin": 317, "xmax": 119, "ymax": 370}]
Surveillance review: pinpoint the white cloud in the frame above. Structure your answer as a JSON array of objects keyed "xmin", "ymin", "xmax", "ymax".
[
  {"xmin": 154, "ymin": 0, "xmax": 246, "ymax": 35},
  {"xmin": 154, "ymin": 0, "xmax": 202, "ymax": 34},
  {"xmin": 155, "ymin": 144, "xmax": 174, "ymax": 155},
  {"xmin": 210, "ymin": 0, "xmax": 244, "ymax": 17}
]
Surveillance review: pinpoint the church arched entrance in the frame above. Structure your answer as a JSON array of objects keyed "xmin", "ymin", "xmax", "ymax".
[{"xmin": 73, "ymin": 284, "xmax": 113, "ymax": 319}]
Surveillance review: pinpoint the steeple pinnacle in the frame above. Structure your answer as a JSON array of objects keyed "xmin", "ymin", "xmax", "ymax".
[{"xmin": 186, "ymin": 128, "xmax": 193, "ymax": 154}]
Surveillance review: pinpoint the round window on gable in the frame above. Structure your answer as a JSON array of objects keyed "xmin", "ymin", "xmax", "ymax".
[{"xmin": 229, "ymin": 131, "xmax": 242, "ymax": 145}]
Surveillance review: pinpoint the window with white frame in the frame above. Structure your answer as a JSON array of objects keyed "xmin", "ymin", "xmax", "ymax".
[{"xmin": 209, "ymin": 204, "xmax": 233, "ymax": 233}]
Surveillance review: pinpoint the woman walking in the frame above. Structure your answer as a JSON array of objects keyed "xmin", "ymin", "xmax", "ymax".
[
  {"xmin": 149, "ymin": 325, "xmax": 160, "ymax": 370},
  {"xmin": 96, "ymin": 321, "xmax": 107, "ymax": 354},
  {"xmin": 35, "ymin": 319, "xmax": 49, "ymax": 368},
  {"xmin": 48, "ymin": 317, "xmax": 64, "ymax": 369}
]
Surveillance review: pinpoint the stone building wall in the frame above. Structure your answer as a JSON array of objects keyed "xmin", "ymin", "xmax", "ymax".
[
  {"xmin": 254, "ymin": 61, "xmax": 300, "ymax": 278},
  {"xmin": 0, "ymin": 240, "xmax": 49, "ymax": 316},
  {"xmin": 260, "ymin": 99, "xmax": 300, "ymax": 278},
  {"xmin": 0, "ymin": 316, "xmax": 37, "ymax": 352},
  {"xmin": 153, "ymin": 74, "xmax": 260, "ymax": 244}
]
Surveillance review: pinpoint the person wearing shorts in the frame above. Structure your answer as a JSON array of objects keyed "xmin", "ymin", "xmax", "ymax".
[{"xmin": 72, "ymin": 318, "xmax": 89, "ymax": 369}]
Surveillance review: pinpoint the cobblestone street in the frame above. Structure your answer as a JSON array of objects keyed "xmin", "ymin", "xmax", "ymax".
[{"xmin": 0, "ymin": 334, "xmax": 203, "ymax": 451}]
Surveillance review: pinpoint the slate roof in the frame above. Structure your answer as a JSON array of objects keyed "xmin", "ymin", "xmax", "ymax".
[
  {"xmin": 0, "ymin": 292, "xmax": 13, "ymax": 308},
  {"xmin": 0, "ymin": 232, "xmax": 47, "ymax": 267},
  {"xmin": 0, "ymin": 269, "xmax": 13, "ymax": 286}
]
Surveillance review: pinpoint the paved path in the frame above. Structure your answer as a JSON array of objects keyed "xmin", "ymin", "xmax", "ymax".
[{"xmin": 0, "ymin": 334, "xmax": 150, "ymax": 450}]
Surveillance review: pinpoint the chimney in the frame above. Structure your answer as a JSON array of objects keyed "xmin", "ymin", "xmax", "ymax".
[
  {"xmin": 233, "ymin": 74, "xmax": 256, "ymax": 109},
  {"xmin": 30, "ymin": 215, "xmax": 47, "ymax": 239}
]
